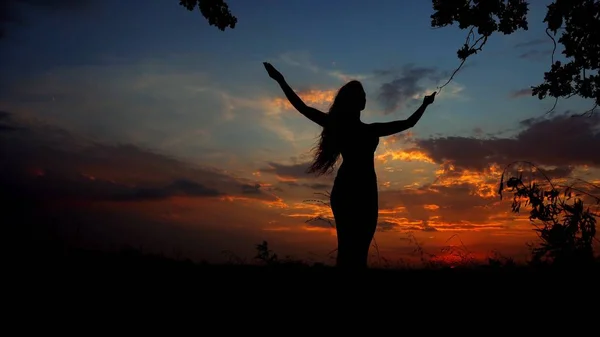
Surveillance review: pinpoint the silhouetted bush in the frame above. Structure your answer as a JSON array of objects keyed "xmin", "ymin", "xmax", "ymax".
[{"xmin": 499, "ymin": 161, "xmax": 599, "ymax": 267}]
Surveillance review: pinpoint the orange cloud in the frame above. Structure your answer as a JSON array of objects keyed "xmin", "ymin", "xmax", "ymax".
[
  {"xmin": 271, "ymin": 89, "xmax": 337, "ymax": 110},
  {"xmin": 376, "ymin": 149, "xmax": 435, "ymax": 164},
  {"xmin": 283, "ymin": 202, "xmax": 333, "ymax": 220},
  {"xmin": 433, "ymin": 163, "xmax": 502, "ymax": 198},
  {"xmin": 423, "ymin": 204, "xmax": 440, "ymax": 210},
  {"xmin": 275, "ymin": 174, "xmax": 298, "ymax": 183},
  {"xmin": 263, "ymin": 227, "xmax": 293, "ymax": 232},
  {"xmin": 379, "ymin": 206, "xmax": 407, "ymax": 215}
]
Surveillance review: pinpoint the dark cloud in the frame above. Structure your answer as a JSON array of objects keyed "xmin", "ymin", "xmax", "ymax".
[
  {"xmin": 260, "ymin": 160, "xmax": 337, "ymax": 181},
  {"xmin": 377, "ymin": 221, "xmax": 399, "ymax": 232},
  {"xmin": 414, "ymin": 112, "xmax": 600, "ymax": 171},
  {"xmin": 260, "ymin": 161, "xmax": 312, "ymax": 179},
  {"xmin": 0, "ymin": 111, "xmax": 20, "ymax": 132},
  {"xmin": 509, "ymin": 88, "xmax": 533, "ymax": 98},
  {"xmin": 1, "ymin": 0, "xmax": 93, "ymax": 39},
  {"xmin": 373, "ymin": 69, "xmax": 396, "ymax": 77},
  {"xmin": 1, "ymin": 112, "xmax": 294, "ymax": 263},
  {"xmin": 472, "ymin": 127, "xmax": 484, "ymax": 136},
  {"xmin": 541, "ymin": 166, "xmax": 576, "ymax": 180},
  {"xmin": 375, "ymin": 64, "xmax": 445, "ymax": 114},
  {"xmin": 282, "ymin": 181, "xmax": 332, "ymax": 192},
  {"xmin": 514, "ymin": 38, "xmax": 549, "ymax": 48},
  {"xmin": 422, "ymin": 225, "xmax": 438, "ymax": 232},
  {"xmin": 0, "ymin": 113, "xmax": 276, "ymax": 205},
  {"xmin": 518, "ymin": 49, "xmax": 554, "ymax": 61},
  {"xmin": 109, "ymin": 179, "xmax": 221, "ymax": 202},
  {"xmin": 241, "ymin": 183, "xmax": 262, "ymax": 195},
  {"xmin": 513, "ymin": 38, "xmax": 553, "ymax": 61},
  {"xmin": 0, "ymin": 125, "xmax": 20, "ymax": 132},
  {"xmin": 304, "ymin": 182, "xmax": 331, "ymax": 191},
  {"xmin": 371, "ymin": 112, "xmax": 600, "ymax": 232},
  {"xmin": 3, "ymin": 170, "xmax": 222, "ymax": 203}
]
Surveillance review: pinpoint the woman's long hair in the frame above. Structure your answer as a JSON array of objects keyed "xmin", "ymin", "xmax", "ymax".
[{"xmin": 306, "ymin": 80, "xmax": 364, "ymax": 176}]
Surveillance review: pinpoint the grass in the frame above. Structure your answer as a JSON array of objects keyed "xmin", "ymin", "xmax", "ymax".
[{"xmin": 11, "ymin": 236, "xmax": 599, "ymax": 277}]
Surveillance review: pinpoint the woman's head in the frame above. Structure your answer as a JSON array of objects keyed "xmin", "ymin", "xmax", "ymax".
[
  {"xmin": 306, "ymin": 80, "xmax": 366, "ymax": 176},
  {"xmin": 329, "ymin": 80, "xmax": 366, "ymax": 119}
]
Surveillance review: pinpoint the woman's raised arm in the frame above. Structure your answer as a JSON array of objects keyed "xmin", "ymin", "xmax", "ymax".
[
  {"xmin": 368, "ymin": 92, "xmax": 436, "ymax": 137},
  {"xmin": 263, "ymin": 62, "xmax": 329, "ymax": 127}
]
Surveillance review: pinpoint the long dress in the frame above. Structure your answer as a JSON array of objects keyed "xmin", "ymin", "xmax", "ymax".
[{"xmin": 329, "ymin": 121, "xmax": 380, "ymax": 268}]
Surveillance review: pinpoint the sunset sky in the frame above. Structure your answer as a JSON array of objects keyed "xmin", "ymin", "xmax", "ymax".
[{"xmin": 2, "ymin": 0, "xmax": 599, "ymax": 266}]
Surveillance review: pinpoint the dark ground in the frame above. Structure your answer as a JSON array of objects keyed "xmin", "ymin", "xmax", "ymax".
[
  {"xmin": 8, "ymin": 246, "xmax": 599, "ymax": 295},
  {"xmin": 4, "ymin": 245, "xmax": 599, "ymax": 332}
]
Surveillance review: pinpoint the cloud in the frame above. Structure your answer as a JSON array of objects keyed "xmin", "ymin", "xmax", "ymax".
[
  {"xmin": 377, "ymin": 221, "xmax": 399, "ymax": 232},
  {"xmin": 0, "ymin": 54, "xmax": 315, "ymax": 164},
  {"xmin": 2, "ymin": 112, "xmax": 334, "ymax": 263},
  {"xmin": 1, "ymin": 0, "xmax": 93, "ymax": 39},
  {"xmin": 278, "ymin": 51, "xmax": 321, "ymax": 74},
  {"xmin": 0, "ymin": 113, "xmax": 278, "ymax": 205},
  {"xmin": 271, "ymin": 89, "xmax": 336, "ymax": 111},
  {"xmin": 0, "ymin": 58, "xmax": 223, "ymax": 146},
  {"xmin": 518, "ymin": 49, "xmax": 554, "ymax": 61},
  {"xmin": 376, "ymin": 148, "xmax": 435, "ymax": 164},
  {"xmin": 258, "ymin": 160, "xmax": 335, "ymax": 198},
  {"xmin": 376, "ymin": 182, "xmax": 513, "ymax": 233},
  {"xmin": 375, "ymin": 64, "xmax": 447, "ymax": 114},
  {"xmin": 108, "ymin": 179, "xmax": 221, "ymax": 202},
  {"xmin": 359, "ymin": 111, "xmax": 598, "ymax": 235},
  {"xmin": 278, "ymin": 51, "xmax": 370, "ymax": 84},
  {"xmin": 413, "ymin": 112, "xmax": 600, "ymax": 171},
  {"xmin": 514, "ymin": 38, "xmax": 550, "ymax": 49},
  {"xmin": 259, "ymin": 160, "xmax": 329, "ymax": 182},
  {"xmin": 0, "ymin": 111, "xmax": 21, "ymax": 131},
  {"xmin": 362, "ymin": 111, "xmax": 600, "ymax": 235},
  {"xmin": 509, "ymin": 88, "xmax": 533, "ymax": 98},
  {"xmin": 282, "ymin": 181, "xmax": 332, "ymax": 192},
  {"xmin": 274, "ymin": 52, "xmax": 465, "ymax": 117},
  {"xmin": 513, "ymin": 38, "xmax": 554, "ymax": 61}
]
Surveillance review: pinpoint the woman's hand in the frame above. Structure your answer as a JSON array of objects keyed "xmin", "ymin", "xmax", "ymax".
[
  {"xmin": 263, "ymin": 62, "xmax": 285, "ymax": 83},
  {"xmin": 423, "ymin": 92, "xmax": 436, "ymax": 106}
]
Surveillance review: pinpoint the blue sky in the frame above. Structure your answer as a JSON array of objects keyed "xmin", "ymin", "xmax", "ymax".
[
  {"xmin": 2, "ymin": 0, "xmax": 588, "ymax": 144},
  {"xmin": 2, "ymin": 0, "xmax": 598, "ymax": 264}
]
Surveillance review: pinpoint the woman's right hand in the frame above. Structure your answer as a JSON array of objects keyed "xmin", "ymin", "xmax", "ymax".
[{"xmin": 263, "ymin": 62, "xmax": 285, "ymax": 83}]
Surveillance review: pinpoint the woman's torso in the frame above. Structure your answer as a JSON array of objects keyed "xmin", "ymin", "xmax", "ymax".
[{"xmin": 334, "ymin": 121, "xmax": 379, "ymax": 184}]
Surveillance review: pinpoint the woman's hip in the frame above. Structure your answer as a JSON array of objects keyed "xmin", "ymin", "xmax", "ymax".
[{"xmin": 330, "ymin": 180, "xmax": 378, "ymax": 209}]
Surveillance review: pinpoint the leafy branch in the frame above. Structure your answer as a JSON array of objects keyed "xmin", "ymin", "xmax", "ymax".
[
  {"xmin": 431, "ymin": 0, "xmax": 600, "ymax": 115},
  {"xmin": 498, "ymin": 160, "xmax": 599, "ymax": 266}
]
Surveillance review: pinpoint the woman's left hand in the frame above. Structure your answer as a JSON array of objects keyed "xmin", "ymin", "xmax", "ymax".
[
  {"xmin": 263, "ymin": 62, "xmax": 285, "ymax": 83},
  {"xmin": 423, "ymin": 92, "xmax": 436, "ymax": 106}
]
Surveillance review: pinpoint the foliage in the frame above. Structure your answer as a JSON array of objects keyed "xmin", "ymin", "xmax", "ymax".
[
  {"xmin": 253, "ymin": 240, "xmax": 311, "ymax": 267},
  {"xmin": 303, "ymin": 191, "xmax": 335, "ymax": 228},
  {"xmin": 431, "ymin": 0, "xmax": 600, "ymax": 115},
  {"xmin": 254, "ymin": 240, "xmax": 279, "ymax": 265},
  {"xmin": 179, "ymin": 0, "xmax": 237, "ymax": 31},
  {"xmin": 499, "ymin": 161, "xmax": 599, "ymax": 266}
]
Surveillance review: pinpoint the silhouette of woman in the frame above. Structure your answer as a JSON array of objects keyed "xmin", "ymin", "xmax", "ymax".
[{"xmin": 264, "ymin": 62, "xmax": 436, "ymax": 269}]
